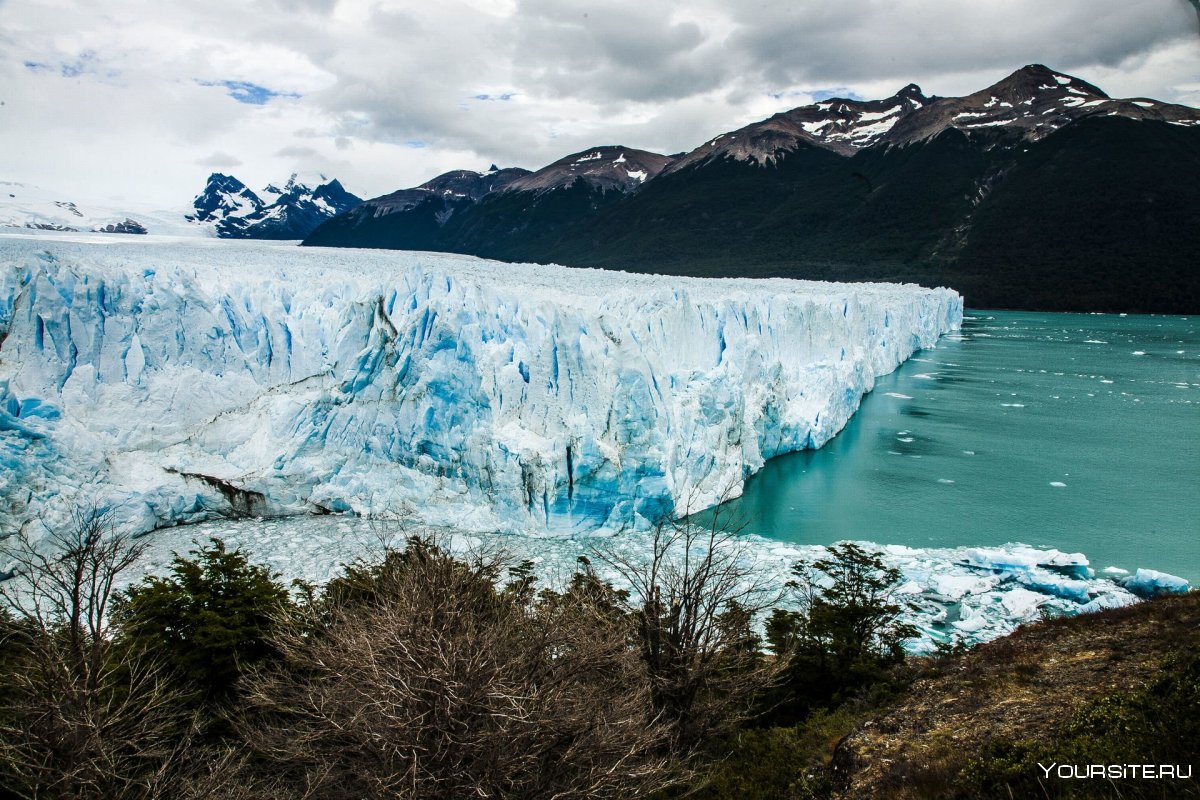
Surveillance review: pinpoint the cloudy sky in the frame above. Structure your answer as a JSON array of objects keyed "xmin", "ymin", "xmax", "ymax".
[{"xmin": 1, "ymin": 0, "xmax": 1197, "ymax": 206}]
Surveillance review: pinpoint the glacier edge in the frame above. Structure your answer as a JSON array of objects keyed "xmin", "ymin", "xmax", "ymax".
[{"xmin": 0, "ymin": 234, "xmax": 963, "ymax": 538}]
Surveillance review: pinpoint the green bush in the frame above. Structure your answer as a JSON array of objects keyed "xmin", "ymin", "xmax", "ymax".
[
  {"xmin": 112, "ymin": 538, "xmax": 292, "ymax": 710},
  {"xmin": 650, "ymin": 708, "xmax": 858, "ymax": 800},
  {"xmin": 761, "ymin": 543, "xmax": 916, "ymax": 724}
]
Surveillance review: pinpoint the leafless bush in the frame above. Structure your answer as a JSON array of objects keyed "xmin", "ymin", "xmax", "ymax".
[
  {"xmin": 0, "ymin": 503, "xmax": 220, "ymax": 800},
  {"xmin": 594, "ymin": 499, "xmax": 786, "ymax": 750},
  {"xmin": 234, "ymin": 537, "xmax": 676, "ymax": 800}
]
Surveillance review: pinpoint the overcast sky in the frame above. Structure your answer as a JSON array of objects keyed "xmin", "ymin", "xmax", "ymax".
[{"xmin": 1, "ymin": 0, "xmax": 1197, "ymax": 206}]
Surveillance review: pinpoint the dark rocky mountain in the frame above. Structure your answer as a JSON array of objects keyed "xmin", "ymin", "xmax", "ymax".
[
  {"xmin": 304, "ymin": 65, "xmax": 1200, "ymax": 313},
  {"xmin": 190, "ymin": 173, "xmax": 362, "ymax": 240},
  {"xmin": 369, "ymin": 166, "xmax": 532, "ymax": 214},
  {"xmin": 307, "ymin": 166, "xmax": 532, "ymax": 249},
  {"xmin": 188, "ymin": 174, "xmax": 263, "ymax": 224},
  {"xmin": 882, "ymin": 63, "xmax": 1200, "ymax": 146},
  {"xmin": 94, "ymin": 218, "xmax": 148, "ymax": 234},
  {"xmin": 503, "ymin": 146, "xmax": 674, "ymax": 192},
  {"xmin": 660, "ymin": 64, "xmax": 1199, "ymax": 169},
  {"xmin": 662, "ymin": 83, "xmax": 930, "ymax": 173},
  {"xmin": 508, "ymin": 115, "xmax": 1200, "ymax": 313},
  {"xmin": 304, "ymin": 147, "xmax": 670, "ymax": 252}
]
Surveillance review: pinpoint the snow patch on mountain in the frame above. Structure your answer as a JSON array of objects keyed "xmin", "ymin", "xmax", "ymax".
[
  {"xmin": 0, "ymin": 233, "xmax": 961, "ymax": 541},
  {"xmin": 884, "ymin": 64, "xmax": 1200, "ymax": 145}
]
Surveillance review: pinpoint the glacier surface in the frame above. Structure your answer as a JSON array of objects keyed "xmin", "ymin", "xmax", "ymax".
[{"xmin": 0, "ymin": 232, "xmax": 961, "ymax": 537}]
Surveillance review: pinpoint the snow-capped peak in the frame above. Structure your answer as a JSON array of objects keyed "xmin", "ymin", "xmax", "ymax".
[
  {"xmin": 189, "ymin": 171, "xmax": 361, "ymax": 240},
  {"xmin": 188, "ymin": 173, "xmax": 263, "ymax": 223},
  {"xmin": 663, "ymin": 84, "xmax": 932, "ymax": 174},
  {"xmin": 882, "ymin": 64, "xmax": 1200, "ymax": 145}
]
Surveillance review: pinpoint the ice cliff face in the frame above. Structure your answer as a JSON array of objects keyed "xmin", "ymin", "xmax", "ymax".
[{"xmin": 0, "ymin": 233, "xmax": 961, "ymax": 538}]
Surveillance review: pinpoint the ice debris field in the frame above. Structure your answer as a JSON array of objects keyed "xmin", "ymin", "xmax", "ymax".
[
  {"xmin": 129, "ymin": 517, "xmax": 1172, "ymax": 653},
  {"xmin": 0, "ymin": 232, "xmax": 1187, "ymax": 649}
]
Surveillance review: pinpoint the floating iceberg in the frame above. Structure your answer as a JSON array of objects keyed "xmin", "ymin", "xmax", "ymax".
[
  {"xmin": 0, "ymin": 233, "xmax": 962, "ymax": 538},
  {"xmin": 963, "ymin": 545, "xmax": 1091, "ymax": 577},
  {"xmin": 960, "ymin": 545, "xmax": 1095, "ymax": 600},
  {"xmin": 1122, "ymin": 568, "xmax": 1191, "ymax": 598},
  {"xmin": 1078, "ymin": 593, "xmax": 1139, "ymax": 614},
  {"xmin": 931, "ymin": 573, "xmax": 999, "ymax": 601}
]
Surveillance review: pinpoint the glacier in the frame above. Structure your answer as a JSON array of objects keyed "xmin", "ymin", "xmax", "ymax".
[
  {"xmin": 0, "ymin": 182, "xmax": 211, "ymax": 238},
  {"xmin": 0, "ymin": 231, "xmax": 961, "ymax": 538},
  {"xmin": 3, "ymin": 232, "xmax": 1184, "ymax": 652}
]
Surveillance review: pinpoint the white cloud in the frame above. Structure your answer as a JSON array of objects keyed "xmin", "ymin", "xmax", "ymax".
[
  {"xmin": 0, "ymin": 0, "xmax": 1195, "ymax": 205},
  {"xmin": 196, "ymin": 151, "xmax": 244, "ymax": 169}
]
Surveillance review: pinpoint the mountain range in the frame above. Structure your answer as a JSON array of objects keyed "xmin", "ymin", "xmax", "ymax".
[
  {"xmin": 304, "ymin": 65, "xmax": 1200, "ymax": 313},
  {"xmin": 188, "ymin": 173, "xmax": 362, "ymax": 239},
  {"xmin": 1, "ymin": 173, "xmax": 362, "ymax": 241}
]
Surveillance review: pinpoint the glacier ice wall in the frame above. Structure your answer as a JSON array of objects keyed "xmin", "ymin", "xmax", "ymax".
[{"xmin": 0, "ymin": 234, "xmax": 962, "ymax": 537}]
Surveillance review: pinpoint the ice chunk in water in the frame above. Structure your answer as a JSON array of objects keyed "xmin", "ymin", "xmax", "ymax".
[{"xmin": 1122, "ymin": 568, "xmax": 1190, "ymax": 598}]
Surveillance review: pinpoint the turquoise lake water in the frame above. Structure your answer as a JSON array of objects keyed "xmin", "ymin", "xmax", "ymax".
[{"xmin": 713, "ymin": 310, "xmax": 1200, "ymax": 582}]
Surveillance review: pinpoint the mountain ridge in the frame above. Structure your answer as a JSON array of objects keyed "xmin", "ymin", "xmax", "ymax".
[{"xmin": 304, "ymin": 64, "xmax": 1200, "ymax": 313}]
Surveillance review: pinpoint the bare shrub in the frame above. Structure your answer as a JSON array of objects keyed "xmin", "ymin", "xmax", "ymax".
[
  {"xmin": 595, "ymin": 503, "xmax": 786, "ymax": 751},
  {"xmin": 0, "ymin": 504, "xmax": 215, "ymax": 800},
  {"xmin": 235, "ymin": 537, "xmax": 675, "ymax": 800}
]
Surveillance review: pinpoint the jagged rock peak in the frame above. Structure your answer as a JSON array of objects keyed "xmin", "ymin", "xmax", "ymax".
[
  {"xmin": 205, "ymin": 172, "xmax": 242, "ymax": 186},
  {"xmin": 190, "ymin": 171, "xmax": 362, "ymax": 239},
  {"xmin": 189, "ymin": 174, "xmax": 262, "ymax": 223}
]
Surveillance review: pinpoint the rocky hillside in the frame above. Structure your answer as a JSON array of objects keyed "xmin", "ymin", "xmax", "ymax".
[
  {"xmin": 884, "ymin": 64, "xmax": 1199, "ymax": 147},
  {"xmin": 504, "ymin": 146, "xmax": 674, "ymax": 192},
  {"xmin": 663, "ymin": 83, "xmax": 930, "ymax": 171},
  {"xmin": 829, "ymin": 592, "xmax": 1200, "ymax": 798},
  {"xmin": 364, "ymin": 166, "xmax": 531, "ymax": 215}
]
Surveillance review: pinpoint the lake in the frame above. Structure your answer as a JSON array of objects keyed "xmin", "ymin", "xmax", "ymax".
[{"xmin": 710, "ymin": 310, "xmax": 1200, "ymax": 582}]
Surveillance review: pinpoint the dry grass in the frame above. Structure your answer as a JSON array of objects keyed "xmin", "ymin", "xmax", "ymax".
[{"xmin": 830, "ymin": 592, "xmax": 1200, "ymax": 799}]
